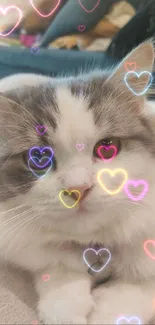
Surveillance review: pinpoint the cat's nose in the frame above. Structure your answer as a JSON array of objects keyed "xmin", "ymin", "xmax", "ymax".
[{"xmin": 68, "ymin": 185, "xmax": 91, "ymax": 201}]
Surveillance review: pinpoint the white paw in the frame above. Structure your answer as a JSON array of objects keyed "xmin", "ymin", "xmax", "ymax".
[
  {"xmin": 38, "ymin": 283, "xmax": 94, "ymax": 325},
  {"xmin": 39, "ymin": 313, "xmax": 87, "ymax": 325}
]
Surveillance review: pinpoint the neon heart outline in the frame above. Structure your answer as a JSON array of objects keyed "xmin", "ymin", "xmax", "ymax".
[
  {"xmin": 116, "ymin": 316, "xmax": 141, "ymax": 325},
  {"xmin": 42, "ymin": 274, "xmax": 50, "ymax": 282},
  {"xmin": 28, "ymin": 157, "xmax": 52, "ymax": 178},
  {"xmin": 124, "ymin": 71, "xmax": 153, "ymax": 96},
  {"xmin": 29, "ymin": 146, "xmax": 54, "ymax": 168},
  {"xmin": 78, "ymin": 25, "xmax": 85, "ymax": 32},
  {"xmin": 0, "ymin": 6, "xmax": 22, "ymax": 37},
  {"xmin": 29, "ymin": 155, "xmax": 51, "ymax": 169},
  {"xmin": 78, "ymin": 0, "xmax": 100, "ymax": 13},
  {"xmin": 76, "ymin": 144, "xmax": 85, "ymax": 151},
  {"xmin": 59, "ymin": 190, "xmax": 81, "ymax": 209},
  {"xmin": 83, "ymin": 248, "xmax": 111, "ymax": 273},
  {"xmin": 124, "ymin": 62, "xmax": 137, "ymax": 72},
  {"xmin": 97, "ymin": 145, "xmax": 117, "ymax": 162},
  {"xmin": 124, "ymin": 180, "xmax": 148, "ymax": 201},
  {"xmin": 97, "ymin": 168, "xmax": 128, "ymax": 195},
  {"xmin": 30, "ymin": 47, "xmax": 40, "ymax": 55},
  {"xmin": 35, "ymin": 125, "xmax": 47, "ymax": 136},
  {"xmin": 143, "ymin": 240, "xmax": 155, "ymax": 260},
  {"xmin": 29, "ymin": 0, "xmax": 61, "ymax": 18}
]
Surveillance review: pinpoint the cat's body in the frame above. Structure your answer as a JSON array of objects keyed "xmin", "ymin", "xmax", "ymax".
[{"xmin": 0, "ymin": 43, "xmax": 155, "ymax": 324}]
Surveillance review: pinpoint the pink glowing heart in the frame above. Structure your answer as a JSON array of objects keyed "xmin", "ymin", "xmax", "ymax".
[
  {"xmin": 42, "ymin": 274, "xmax": 50, "ymax": 282},
  {"xmin": 0, "ymin": 6, "xmax": 22, "ymax": 37},
  {"xmin": 144, "ymin": 240, "xmax": 155, "ymax": 260},
  {"xmin": 97, "ymin": 145, "xmax": 117, "ymax": 162},
  {"xmin": 124, "ymin": 180, "xmax": 148, "ymax": 201},
  {"xmin": 78, "ymin": 25, "xmax": 85, "ymax": 32},
  {"xmin": 29, "ymin": 0, "xmax": 61, "ymax": 18},
  {"xmin": 76, "ymin": 144, "xmax": 85, "ymax": 151},
  {"xmin": 78, "ymin": 0, "xmax": 100, "ymax": 13},
  {"xmin": 116, "ymin": 316, "xmax": 141, "ymax": 324},
  {"xmin": 36, "ymin": 125, "xmax": 47, "ymax": 135}
]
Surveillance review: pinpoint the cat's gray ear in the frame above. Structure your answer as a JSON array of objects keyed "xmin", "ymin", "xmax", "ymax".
[{"xmin": 110, "ymin": 42, "xmax": 154, "ymax": 95}]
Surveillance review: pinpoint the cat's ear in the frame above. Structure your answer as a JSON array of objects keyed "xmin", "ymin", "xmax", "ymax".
[{"xmin": 110, "ymin": 42, "xmax": 154, "ymax": 95}]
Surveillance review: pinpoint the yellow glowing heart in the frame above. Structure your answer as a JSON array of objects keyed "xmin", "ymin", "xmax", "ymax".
[
  {"xmin": 97, "ymin": 168, "xmax": 128, "ymax": 195},
  {"xmin": 59, "ymin": 190, "xmax": 81, "ymax": 208}
]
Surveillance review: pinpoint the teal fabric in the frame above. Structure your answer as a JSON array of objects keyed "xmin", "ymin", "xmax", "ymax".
[
  {"xmin": 0, "ymin": 46, "xmax": 116, "ymax": 79},
  {"xmin": 40, "ymin": 0, "xmax": 142, "ymax": 48},
  {"xmin": 40, "ymin": 0, "xmax": 119, "ymax": 47}
]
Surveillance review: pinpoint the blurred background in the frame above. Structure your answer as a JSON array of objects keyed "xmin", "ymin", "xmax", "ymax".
[{"xmin": 0, "ymin": 0, "xmax": 153, "ymax": 79}]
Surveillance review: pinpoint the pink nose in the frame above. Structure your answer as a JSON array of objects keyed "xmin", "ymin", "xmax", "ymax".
[{"xmin": 67, "ymin": 184, "xmax": 91, "ymax": 200}]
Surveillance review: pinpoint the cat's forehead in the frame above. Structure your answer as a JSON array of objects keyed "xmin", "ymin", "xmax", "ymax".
[{"xmin": 2, "ymin": 72, "xmax": 145, "ymax": 148}]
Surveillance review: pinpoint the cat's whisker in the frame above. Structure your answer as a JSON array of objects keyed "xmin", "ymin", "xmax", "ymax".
[
  {"xmin": 0, "ymin": 123, "xmax": 24, "ymax": 130},
  {"xmin": 10, "ymin": 88, "xmax": 37, "ymax": 124},
  {"xmin": 0, "ymin": 207, "xmax": 36, "ymax": 231},
  {"xmin": 0, "ymin": 110, "xmax": 30, "ymax": 123},
  {"xmin": 1, "ymin": 206, "xmax": 46, "ymax": 240},
  {"xmin": 0, "ymin": 203, "xmax": 27, "ymax": 215},
  {"xmin": 1, "ymin": 145, "xmax": 28, "ymax": 167},
  {"xmin": 3, "ymin": 214, "xmax": 44, "ymax": 255},
  {"xmin": 0, "ymin": 138, "xmax": 26, "ymax": 161}
]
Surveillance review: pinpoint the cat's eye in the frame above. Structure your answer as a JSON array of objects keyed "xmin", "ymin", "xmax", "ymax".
[
  {"xmin": 94, "ymin": 138, "xmax": 121, "ymax": 160},
  {"xmin": 24, "ymin": 148, "xmax": 56, "ymax": 171}
]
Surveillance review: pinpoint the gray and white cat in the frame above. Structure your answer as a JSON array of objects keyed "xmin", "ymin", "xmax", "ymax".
[{"xmin": 0, "ymin": 41, "xmax": 155, "ymax": 324}]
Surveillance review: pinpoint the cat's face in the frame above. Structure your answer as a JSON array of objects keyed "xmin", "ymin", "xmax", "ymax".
[{"xmin": 0, "ymin": 42, "xmax": 155, "ymax": 245}]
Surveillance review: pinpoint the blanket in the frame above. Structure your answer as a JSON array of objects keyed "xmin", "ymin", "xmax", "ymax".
[
  {"xmin": 0, "ymin": 262, "xmax": 37, "ymax": 324},
  {"xmin": 0, "ymin": 0, "xmax": 137, "ymax": 50}
]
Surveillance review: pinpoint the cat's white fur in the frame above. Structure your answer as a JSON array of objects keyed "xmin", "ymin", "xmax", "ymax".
[{"xmin": 0, "ymin": 43, "xmax": 155, "ymax": 324}]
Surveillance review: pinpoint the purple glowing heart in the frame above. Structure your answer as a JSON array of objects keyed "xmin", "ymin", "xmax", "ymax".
[
  {"xmin": 124, "ymin": 180, "xmax": 148, "ymax": 201},
  {"xmin": 29, "ymin": 146, "xmax": 54, "ymax": 168},
  {"xmin": 35, "ymin": 125, "xmax": 47, "ymax": 136},
  {"xmin": 30, "ymin": 46, "xmax": 40, "ymax": 54},
  {"xmin": 116, "ymin": 316, "xmax": 141, "ymax": 324},
  {"xmin": 78, "ymin": 24, "xmax": 85, "ymax": 32}
]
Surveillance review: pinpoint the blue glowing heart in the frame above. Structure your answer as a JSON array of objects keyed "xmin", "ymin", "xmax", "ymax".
[
  {"xmin": 28, "ymin": 156, "xmax": 52, "ymax": 178},
  {"xmin": 29, "ymin": 146, "xmax": 54, "ymax": 168},
  {"xmin": 124, "ymin": 71, "xmax": 153, "ymax": 96}
]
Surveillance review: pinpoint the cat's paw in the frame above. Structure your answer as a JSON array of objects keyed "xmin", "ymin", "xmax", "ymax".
[
  {"xmin": 38, "ymin": 302, "xmax": 88, "ymax": 325},
  {"xmin": 87, "ymin": 285, "xmax": 118, "ymax": 324},
  {"xmin": 39, "ymin": 313, "xmax": 87, "ymax": 325},
  {"xmin": 38, "ymin": 284, "xmax": 94, "ymax": 325},
  {"xmin": 50, "ymin": 36, "xmax": 78, "ymax": 49}
]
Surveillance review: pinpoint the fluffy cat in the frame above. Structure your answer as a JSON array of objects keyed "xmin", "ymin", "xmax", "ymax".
[{"xmin": 0, "ymin": 41, "xmax": 155, "ymax": 325}]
